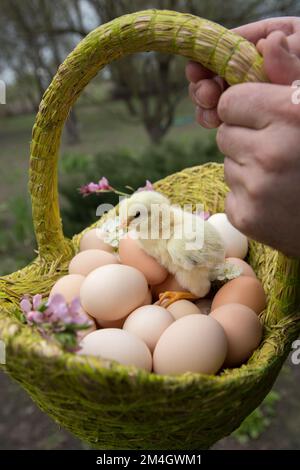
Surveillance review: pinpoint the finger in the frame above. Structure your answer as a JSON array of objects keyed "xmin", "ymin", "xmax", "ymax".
[
  {"xmin": 217, "ymin": 124, "xmax": 258, "ymax": 164},
  {"xmin": 191, "ymin": 78, "xmax": 223, "ymax": 109},
  {"xmin": 217, "ymin": 83, "xmax": 285, "ymax": 129},
  {"xmin": 233, "ymin": 17, "xmax": 296, "ymax": 44},
  {"xmin": 224, "ymin": 156, "xmax": 244, "ymax": 189},
  {"xmin": 185, "ymin": 60, "xmax": 214, "ymax": 83},
  {"xmin": 196, "ymin": 106, "xmax": 221, "ymax": 129},
  {"xmin": 262, "ymin": 31, "xmax": 300, "ymax": 85}
]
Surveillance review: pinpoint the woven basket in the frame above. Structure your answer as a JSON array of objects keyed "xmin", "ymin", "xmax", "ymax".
[{"xmin": 1, "ymin": 9, "xmax": 300, "ymax": 450}]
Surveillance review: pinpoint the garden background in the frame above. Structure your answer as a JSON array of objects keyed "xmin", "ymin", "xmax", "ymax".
[{"xmin": 0, "ymin": 0, "xmax": 299, "ymax": 449}]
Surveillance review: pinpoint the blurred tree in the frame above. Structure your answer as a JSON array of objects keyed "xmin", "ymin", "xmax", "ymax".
[
  {"xmin": 0, "ymin": 0, "xmax": 86, "ymax": 142},
  {"xmin": 0, "ymin": 0, "xmax": 299, "ymax": 143},
  {"xmin": 86, "ymin": 0, "xmax": 300, "ymax": 143}
]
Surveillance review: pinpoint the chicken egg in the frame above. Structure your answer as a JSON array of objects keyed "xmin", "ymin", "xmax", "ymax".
[
  {"xmin": 153, "ymin": 314, "xmax": 228, "ymax": 375},
  {"xmin": 210, "ymin": 303, "xmax": 263, "ymax": 367},
  {"xmin": 167, "ymin": 300, "xmax": 200, "ymax": 320},
  {"xmin": 69, "ymin": 249, "xmax": 118, "ymax": 276},
  {"xmin": 79, "ymin": 328, "xmax": 152, "ymax": 371},
  {"xmin": 208, "ymin": 213, "xmax": 248, "ymax": 259},
  {"xmin": 226, "ymin": 257, "xmax": 257, "ymax": 279},
  {"xmin": 79, "ymin": 228, "xmax": 114, "ymax": 253},
  {"xmin": 211, "ymin": 276, "xmax": 266, "ymax": 315},
  {"xmin": 119, "ymin": 232, "xmax": 168, "ymax": 285},
  {"xmin": 80, "ymin": 264, "xmax": 148, "ymax": 321},
  {"xmin": 123, "ymin": 305, "xmax": 174, "ymax": 352},
  {"xmin": 151, "ymin": 274, "xmax": 187, "ymax": 300},
  {"xmin": 50, "ymin": 274, "xmax": 85, "ymax": 303},
  {"xmin": 141, "ymin": 289, "xmax": 152, "ymax": 306}
]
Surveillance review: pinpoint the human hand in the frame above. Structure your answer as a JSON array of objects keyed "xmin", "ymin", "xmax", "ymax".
[
  {"xmin": 186, "ymin": 17, "xmax": 300, "ymax": 257},
  {"xmin": 186, "ymin": 17, "xmax": 300, "ymax": 128}
]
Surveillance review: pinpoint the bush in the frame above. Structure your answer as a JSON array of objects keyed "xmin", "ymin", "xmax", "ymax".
[
  {"xmin": 60, "ymin": 136, "xmax": 222, "ymax": 237},
  {"xmin": 0, "ymin": 196, "xmax": 36, "ymax": 275}
]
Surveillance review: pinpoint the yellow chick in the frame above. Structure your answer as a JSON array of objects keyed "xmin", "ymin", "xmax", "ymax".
[{"xmin": 119, "ymin": 191, "xmax": 228, "ymax": 305}]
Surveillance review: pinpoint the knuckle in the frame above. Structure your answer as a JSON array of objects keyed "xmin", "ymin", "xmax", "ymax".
[
  {"xmin": 245, "ymin": 180, "xmax": 265, "ymax": 202},
  {"xmin": 225, "ymin": 196, "xmax": 252, "ymax": 234},
  {"xmin": 254, "ymin": 147, "xmax": 284, "ymax": 173}
]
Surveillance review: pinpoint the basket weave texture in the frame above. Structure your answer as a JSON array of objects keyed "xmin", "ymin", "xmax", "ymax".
[{"xmin": 0, "ymin": 10, "xmax": 300, "ymax": 450}]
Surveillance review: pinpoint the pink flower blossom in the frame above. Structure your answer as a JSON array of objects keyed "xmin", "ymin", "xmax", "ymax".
[
  {"xmin": 20, "ymin": 297, "xmax": 32, "ymax": 313},
  {"xmin": 79, "ymin": 177, "xmax": 112, "ymax": 196},
  {"xmin": 98, "ymin": 177, "xmax": 111, "ymax": 190},
  {"xmin": 87, "ymin": 182, "xmax": 99, "ymax": 192},
  {"xmin": 79, "ymin": 184, "xmax": 90, "ymax": 195},
  {"xmin": 27, "ymin": 310, "xmax": 44, "ymax": 324},
  {"xmin": 32, "ymin": 294, "xmax": 43, "ymax": 310},
  {"xmin": 19, "ymin": 293, "xmax": 92, "ymax": 351},
  {"xmin": 137, "ymin": 180, "xmax": 154, "ymax": 192}
]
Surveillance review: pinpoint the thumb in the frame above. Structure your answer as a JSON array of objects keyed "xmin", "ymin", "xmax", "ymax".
[{"xmin": 259, "ymin": 31, "xmax": 300, "ymax": 85}]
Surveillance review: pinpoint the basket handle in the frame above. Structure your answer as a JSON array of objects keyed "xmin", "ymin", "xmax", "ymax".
[{"xmin": 30, "ymin": 9, "xmax": 268, "ymax": 260}]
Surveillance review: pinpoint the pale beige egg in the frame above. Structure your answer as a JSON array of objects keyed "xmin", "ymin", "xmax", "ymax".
[
  {"xmin": 78, "ymin": 328, "xmax": 152, "ymax": 371},
  {"xmin": 79, "ymin": 228, "xmax": 114, "ymax": 253},
  {"xmin": 69, "ymin": 249, "xmax": 118, "ymax": 276},
  {"xmin": 211, "ymin": 276, "xmax": 266, "ymax": 315},
  {"xmin": 80, "ymin": 264, "xmax": 148, "ymax": 321},
  {"xmin": 210, "ymin": 303, "xmax": 263, "ymax": 367},
  {"xmin": 226, "ymin": 257, "xmax": 257, "ymax": 279},
  {"xmin": 50, "ymin": 274, "xmax": 85, "ymax": 303},
  {"xmin": 167, "ymin": 300, "xmax": 200, "ymax": 320},
  {"xmin": 141, "ymin": 289, "xmax": 152, "ymax": 306},
  {"xmin": 208, "ymin": 213, "xmax": 248, "ymax": 259},
  {"xmin": 119, "ymin": 233, "xmax": 168, "ymax": 285},
  {"xmin": 153, "ymin": 314, "xmax": 228, "ymax": 375},
  {"xmin": 123, "ymin": 305, "xmax": 174, "ymax": 352}
]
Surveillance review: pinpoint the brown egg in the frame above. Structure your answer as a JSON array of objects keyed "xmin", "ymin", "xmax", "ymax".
[
  {"xmin": 79, "ymin": 228, "xmax": 114, "ymax": 253},
  {"xmin": 153, "ymin": 314, "xmax": 228, "ymax": 375},
  {"xmin": 80, "ymin": 264, "xmax": 148, "ymax": 321},
  {"xmin": 119, "ymin": 233, "xmax": 168, "ymax": 285},
  {"xmin": 151, "ymin": 274, "xmax": 187, "ymax": 300},
  {"xmin": 210, "ymin": 303, "xmax": 263, "ymax": 367},
  {"xmin": 69, "ymin": 249, "xmax": 118, "ymax": 276},
  {"xmin": 211, "ymin": 276, "xmax": 266, "ymax": 315},
  {"xmin": 226, "ymin": 257, "xmax": 257, "ymax": 279}
]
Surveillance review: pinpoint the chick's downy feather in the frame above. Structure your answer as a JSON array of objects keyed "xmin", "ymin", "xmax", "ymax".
[{"xmin": 119, "ymin": 191, "xmax": 226, "ymax": 297}]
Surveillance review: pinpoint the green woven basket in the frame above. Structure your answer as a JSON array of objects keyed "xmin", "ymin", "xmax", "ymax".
[{"xmin": 1, "ymin": 10, "xmax": 300, "ymax": 450}]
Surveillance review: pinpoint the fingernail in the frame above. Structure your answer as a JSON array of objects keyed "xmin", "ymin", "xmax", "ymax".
[
  {"xmin": 203, "ymin": 110, "xmax": 215, "ymax": 127},
  {"xmin": 195, "ymin": 88, "xmax": 203, "ymax": 107}
]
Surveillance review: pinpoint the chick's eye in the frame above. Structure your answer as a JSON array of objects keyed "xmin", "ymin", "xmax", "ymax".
[{"xmin": 134, "ymin": 211, "xmax": 141, "ymax": 219}]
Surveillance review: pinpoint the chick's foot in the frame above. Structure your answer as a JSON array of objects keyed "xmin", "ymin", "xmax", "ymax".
[{"xmin": 158, "ymin": 291, "xmax": 198, "ymax": 308}]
